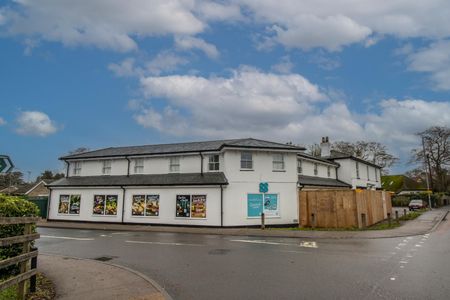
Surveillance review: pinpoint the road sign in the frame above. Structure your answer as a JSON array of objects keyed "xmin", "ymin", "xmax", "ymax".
[{"xmin": 0, "ymin": 155, "xmax": 14, "ymax": 173}]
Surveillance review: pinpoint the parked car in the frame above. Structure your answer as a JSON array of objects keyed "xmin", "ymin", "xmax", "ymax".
[{"xmin": 408, "ymin": 199, "xmax": 428, "ymax": 211}]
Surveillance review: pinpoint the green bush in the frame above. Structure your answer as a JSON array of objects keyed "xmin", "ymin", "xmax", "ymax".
[{"xmin": 0, "ymin": 194, "xmax": 39, "ymax": 280}]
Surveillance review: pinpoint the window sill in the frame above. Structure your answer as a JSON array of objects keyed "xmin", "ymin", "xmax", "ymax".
[
  {"xmin": 240, "ymin": 169, "xmax": 254, "ymax": 171},
  {"xmin": 272, "ymin": 169, "xmax": 286, "ymax": 172}
]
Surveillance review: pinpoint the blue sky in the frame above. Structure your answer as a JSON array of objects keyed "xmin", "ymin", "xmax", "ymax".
[{"xmin": 0, "ymin": 0, "xmax": 450, "ymax": 181}]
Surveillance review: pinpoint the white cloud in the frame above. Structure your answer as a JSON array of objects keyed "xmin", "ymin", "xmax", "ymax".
[
  {"xmin": 130, "ymin": 68, "xmax": 450, "ymax": 165},
  {"xmin": 407, "ymin": 40, "xmax": 450, "ymax": 90},
  {"xmin": 0, "ymin": 117, "xmax": 6, "ymax": 126},
  {"xmin": 175, "ymin": 36, "xmax": 220, "ymax": 59},
  {"xmin": 146, "ymin": 51, "xmax": 189, "ymax": 75},
  {"xmin": 239, "ymin": 0, "xmax": 450, "ymax": 50},
  {"xmin": 108, "ymin": 58, "xmax": 142, "ymax": 77},
  {"xmin": 271, "ymin": 56, "xmax": 293, "ymax": 74},
  {"xmin": 15, "ymin": 111, "xmax": 58, "ymax": 137}
]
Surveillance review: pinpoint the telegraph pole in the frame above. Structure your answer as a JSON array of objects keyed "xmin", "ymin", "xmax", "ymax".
[{"xmin": 421, "ymin": 136, "xmax": 433, "ymax": 210}]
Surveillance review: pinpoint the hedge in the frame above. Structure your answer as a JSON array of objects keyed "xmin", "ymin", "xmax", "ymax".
[{"xmin": 0, "ymin": 194, "xmax": 39, "ymax": 280}]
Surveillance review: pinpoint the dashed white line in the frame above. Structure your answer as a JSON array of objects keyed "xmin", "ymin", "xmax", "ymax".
[{"xmin": 41, "ymin": 235, "xmax": 94, "ymax": 241}]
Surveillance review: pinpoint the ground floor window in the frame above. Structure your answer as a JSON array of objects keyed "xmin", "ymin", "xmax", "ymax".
[
  {"xmin": 93, "ymin": 195, "xmax": 118, "ymax": 215},
  {"xmin": 58, "ymin": 194, "xmax": 81, "ymax": 215},
  {"xmin": 132, "ymin": 194, "xmax": 160, "ymax": 216},
  {"xmin": 176, "ymin": 194, "xmax": 207, "ymax": 218},
  {"xmin": 247, "ymin": 193, "xmax": 279, "ymax": 217}
]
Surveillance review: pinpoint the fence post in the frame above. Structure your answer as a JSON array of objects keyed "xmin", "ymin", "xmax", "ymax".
[
  {"xmin": 30, "ymin": 247, "xmax": 38, "ymax": 293},
  {"xmin": 261, "ymin": 212, "xmax": 265, "ymax": 230},
  {"xmin": 17, "ymin": 223, "xmax": 32, "ymax": 300},
  {"xmin": 395, "ymin": 211, "xmax": 399, "ymax": 224},
  {"xmin": 387, "ymin": 212, "xmax": 391, "ymax": 226},
  {"xmin": 311, "ymin": 213, "xmax": 316, "ymax": 228},
  {"xmin": 403, "ymin": 208, "xmax": 407, "ymax": 217},
  {"xmin": 361, "ymin": 213, "xmax": 367, "ymax": 228}
]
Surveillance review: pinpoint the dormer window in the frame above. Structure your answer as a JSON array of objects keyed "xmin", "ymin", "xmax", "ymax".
[
  {"xmin": 208, "ymin": 155, "xmax": 220, "ymax": 171},
  {"xmin": 273, "ymin": 154, "xmax": 285, "ymax": 171},
  {"xmin": 367, "ymin": 165, "xmax": 370, "ymax": 180},
  {"xmin": 73, "ymin": 161, "xmax": 82, "ymax": 175},
  {"xmin": 356, "ymin": 162, "xmax": 360, "ymax": 179},
  {"xmin": 314, "ymin": 163, "xmax": 318, "ymax": 176},
  {"xmin": 170, "ymin": 157, "xmax": 180, "ymax": 172},
  {"xmin": 134, "ymin": 158, "xmax": 144, "ymax": 174},
  {"xmin": 327, "ymin": 166, "xmax": 331, "ymax": 178},
  {"xmin": 297, "ymin": 159, "xmax": 302, "ymax": 174},
  {"xmin": 240, "ymin": 152, "xmax": 253, "ymax": 170},
  {"xmin": 102, "ymin": 160, "xmax": 112, "ymax": 175}
]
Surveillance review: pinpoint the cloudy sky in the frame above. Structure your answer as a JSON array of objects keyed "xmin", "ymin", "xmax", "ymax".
[{"xmin": 1, "ymin": 0, "xmax": 450, "ymax": 180}]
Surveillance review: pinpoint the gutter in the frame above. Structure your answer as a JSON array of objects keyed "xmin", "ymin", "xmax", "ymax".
[
  {"xmin": 65, "ymin": 160, "xmax": 70, "ymax": 178},
  {"xmin": 126, "ymin": 157, "xmax": 131, "ymax": 177},
  {"xmin": 120, "ymin": 186, "xmax": 126, "ymax": 223},
  {"xmin": 220, "ymin": 185, "xmax": 224, "ymax": 227}
]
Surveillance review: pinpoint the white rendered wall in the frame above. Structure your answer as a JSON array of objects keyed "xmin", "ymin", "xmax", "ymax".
[
  {"xmin": 334, "ymin": 158, "xmax": 381, "ymax": 189},
  {"xmin": 298, "ymin": 159, "xmax": 337, "ymax": 178}
]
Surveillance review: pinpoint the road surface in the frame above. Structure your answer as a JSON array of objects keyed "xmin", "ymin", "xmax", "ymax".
[{"xmin": 36, "ymin": 218, "xmax": 450, "ymax": 300}]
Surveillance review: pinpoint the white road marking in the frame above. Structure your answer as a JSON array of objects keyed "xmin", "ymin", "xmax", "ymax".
[
  {"xmin": 395, "ymin": 247, "xmax": 401, "ymax": 250},
  {"xmin": 399, "ymin": 261, "xmax": 408, "ymax": 264},
  {"xmin": 390, "ymin": 277, "xmax": 396, "ymax": 281},
  {"xmin": 111, "ymin": 232, "xmax": 130, "ymax": 235},
  {"xmin": 230, "ymin": 239, "xmax": 318, "ymax": 248},
  {"xmin": 300, "ymin": 241, "xmax": 318, "ymax": 248},
  {"xmin": 125, "ymin": 240, "xmax": 202, "ymax": 247},
  {"xmin": 41, "ymin": 235, "xmax": 94, "ymax": 241},
  {"xmin": 415, "ymin": 244, "xmax": 422, "ymax": 247},
  {"xmin": 400, "ymin": 265, "xmax": 405, "ymax": 269},
  {"xmin": 406, "ymin": 254, "xmax": 413, "ymax": 258},
  {"xmin": 398, "ymin": 243, "xmax": 407, "ymax": 247}
]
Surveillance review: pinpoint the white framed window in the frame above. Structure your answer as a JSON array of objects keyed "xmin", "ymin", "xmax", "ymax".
[
  {"xmin": 134, "ymin": 158, "xmax": 144, "ymax": 174},
  {"xmin": 356, "ymin": 162, "xmax": 360, "ymax": 179},
  {"xmin": 367, "ymin": 165, "xmax": 370, "ymax": 180},
  {"xmin": 297, "ymin": 159, "xmax": 302, "ymax": 174},
  {"xmin": 272, "ymin": 154, "xmax": 285, "ymax": 171},
  {"xmin": 314, "ymin": 163, "xmax": 318, "ymax": 176},
  {"xmin": 73, "ymin": 161, "xmax": 82, "ymax": 175},
  {"xmin": 102, "ymin": 160, "xmax": 112, "ymax": 175},
  {"xmin": 375, "ymin": 169, "xmax": 379, "ymax": 182},
  {"xmin": 169, "ymin": 157, "xmax": 180, "ymax": 172},
  {"xmin": 240, "ymin": 152, "xmax": 253, "ymax": 170},
  {"xmin": 327, "ymin": 166, "xmax": 331, "ymax": 177},
  {"xmin": 208, "ymin": 155, "xmax": 220, "ymax": 171}
]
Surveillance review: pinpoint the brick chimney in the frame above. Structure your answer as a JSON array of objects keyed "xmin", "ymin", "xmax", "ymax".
[{"xmin": 320, "ymin": 136, "xmax": 330, "ymax": 157}]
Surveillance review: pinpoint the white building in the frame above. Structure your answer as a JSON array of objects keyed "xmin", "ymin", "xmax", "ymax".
[{"xmin": 47, "ymin": 137, "xmax": 381, "ymax": 226}]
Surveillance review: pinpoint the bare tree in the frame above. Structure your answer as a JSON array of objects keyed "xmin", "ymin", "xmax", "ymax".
[
  {"xmin": 308, "ymin": 143, "xmax": 322, "ymax": 157},
  {"xmin": 411, "ymin": 126, "xmax": 450, "ymax": 192},
  {"xmin": 332, "ymin": 141, "xmax": 398, "ymax": 171}
]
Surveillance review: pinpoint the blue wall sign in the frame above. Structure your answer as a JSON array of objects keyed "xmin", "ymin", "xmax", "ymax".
[
  {"xmin": 247, "ymin": 194, "xmax": 263, "ymax": 217},
  {"xmin": 259, "ymin": 182, "xmax": 269, "ymax": 193}
]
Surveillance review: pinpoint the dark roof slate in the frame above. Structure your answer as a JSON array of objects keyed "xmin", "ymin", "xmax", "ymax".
[
  {"xmin": 298, "ymin": 175, "xmax": 351, "ymax": 188},
  {"xmin": 60, "ymin": 138, "xmax": 305, "ymax": 160},
  {"xmin": 47, "ymin": 172, "xmax": 228, "ymax": 187}
]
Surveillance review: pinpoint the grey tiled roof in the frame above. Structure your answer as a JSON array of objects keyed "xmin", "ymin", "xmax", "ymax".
[
  {"xmin": 60, "ymin": 138, "xmax": 305, "ymax": 160},
  {"xmin": 298, "ymin": 175, "xmax": 351, "ymax": 188},
  {"xmin": 47, "ymin": 172, "xmax": 228, "ymax": 187}
]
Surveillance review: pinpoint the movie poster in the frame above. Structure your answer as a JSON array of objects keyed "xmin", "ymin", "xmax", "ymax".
[
  {"xmin": 191, "ymin": 195, "xmax": 206, "ymax": 218},
  {"xmin": 58, "ymin": 195, "xmax": 70, "ymax": 214},
  {"xmin": 69, "ymin": 194, "xmax": 81, "ymax": 215},
  {"xmin": 105, "ymin": 195, "xmax": 118, "ymax": 215},
  {"xmin": 145, "ymin": 195, "xmax": 159, "ymax": 216},
  {"xmin": 132, "ymin": 195, "xmax": 145, "ymax": 216},
  {"xmin": 93, "ymin": 195, "xmax": 105, "ymax": 215},
  {"xmin": 176, "ymin": 195, "xmax": 191, "ymax": 217}
]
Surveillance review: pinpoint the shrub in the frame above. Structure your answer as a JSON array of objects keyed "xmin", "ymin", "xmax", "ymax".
[{"xmin": 0, "ymin": 194, "xmax": 39, "ymax": 280}]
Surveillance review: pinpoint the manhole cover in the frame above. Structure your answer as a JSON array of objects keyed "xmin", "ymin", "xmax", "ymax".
[{"xmin": 208, "ymin": 249, "xmax": 231, "ymax": 255}]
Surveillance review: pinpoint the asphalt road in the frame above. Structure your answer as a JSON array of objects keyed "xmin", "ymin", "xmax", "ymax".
[{"xmin": 36, "ymin": 218, "xmax": 450, "ymax": 300}]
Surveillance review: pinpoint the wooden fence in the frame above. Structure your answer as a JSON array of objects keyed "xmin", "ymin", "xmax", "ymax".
[
  {"xmin": 299, "ymin": 189, "xmax": 392, "ymax": 228},
  {"xmin": 0, "ymin": 217, "xmax": 40, "ymax": 299}
]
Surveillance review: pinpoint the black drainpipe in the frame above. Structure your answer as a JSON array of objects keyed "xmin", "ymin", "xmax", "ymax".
[
  {"xmin": 220, "ymin": 185, "xmax": 224, "ymax": 227},
  {"xmin": 65, "ymin": 160, "xmax": 70, "ymax": 178},
  {"xmin": 199, "ymin": 152, "xmax": 204, "ymax": 175},
  {"xmin": 120, "ymin": 186, "xmax": 126, "ymax": 223},
  {"xmin": 126, "ymin": 157, "xmax": 131, "ymax": 177}
]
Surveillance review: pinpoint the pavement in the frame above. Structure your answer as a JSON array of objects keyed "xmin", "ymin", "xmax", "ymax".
[
  {"xmin": 37, "ymin": 206, "xmax": 449, "ymax": 239},
  {"xmin": 38, "ymin": 254, "xmax": 170, "ymax": 300}
]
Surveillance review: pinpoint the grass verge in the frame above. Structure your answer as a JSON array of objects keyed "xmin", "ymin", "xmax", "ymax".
[{"xmin": 0, "ymin": 272, "xmax": 55, "ymax": 300}]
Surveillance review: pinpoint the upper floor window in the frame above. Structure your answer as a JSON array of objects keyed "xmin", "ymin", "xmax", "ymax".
[
  {"xmin": 356, "ymin": 162, "xmax": 360, "ymax": 179},
  {"xmin": 73, "ymin": 161, "xmax": 82, "ymax": 175},
  {"xmin": 367, "ymin": 165, "xmax": 370, "ymax": 180},
  {"xmin": 314, "ymin": 163, "xmax": 318, "ymax": 176},
  {"xmin": 240, "ymin": 152, "xmax": 253, "ymax": 170},
  {"xmin": 272, "ymin": 154, "xmax": 285, "ymax": 171},
  {"xmin": 297, "ymin": 159, "xmax": 302, "ymax": 174},
  {"xmin": 134, "ymin": 158, "xmax": 144, "ymax": 174},
  {"xmin": 327, "ymin": 166, "xmax": 331, "ymax": 178},
  {"xmin": 170, "ymin": 157, "xmax": 180, "ymax": 172},
  {"xmin": 375, "ymin": 169, "xmax": 379, "ymax": 182},
  {"xmin": 208, "ymin": 155, "xmax": 220, "ymax": 171},
  {"xmin": 102, "ymin": 160, "xmax": 112, "ymax": 175}
]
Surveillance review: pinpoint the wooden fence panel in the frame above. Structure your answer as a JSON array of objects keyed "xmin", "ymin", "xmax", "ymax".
[{"xmin": 299, "ymin": 189, "xmax": 393, "ymax": 228}]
